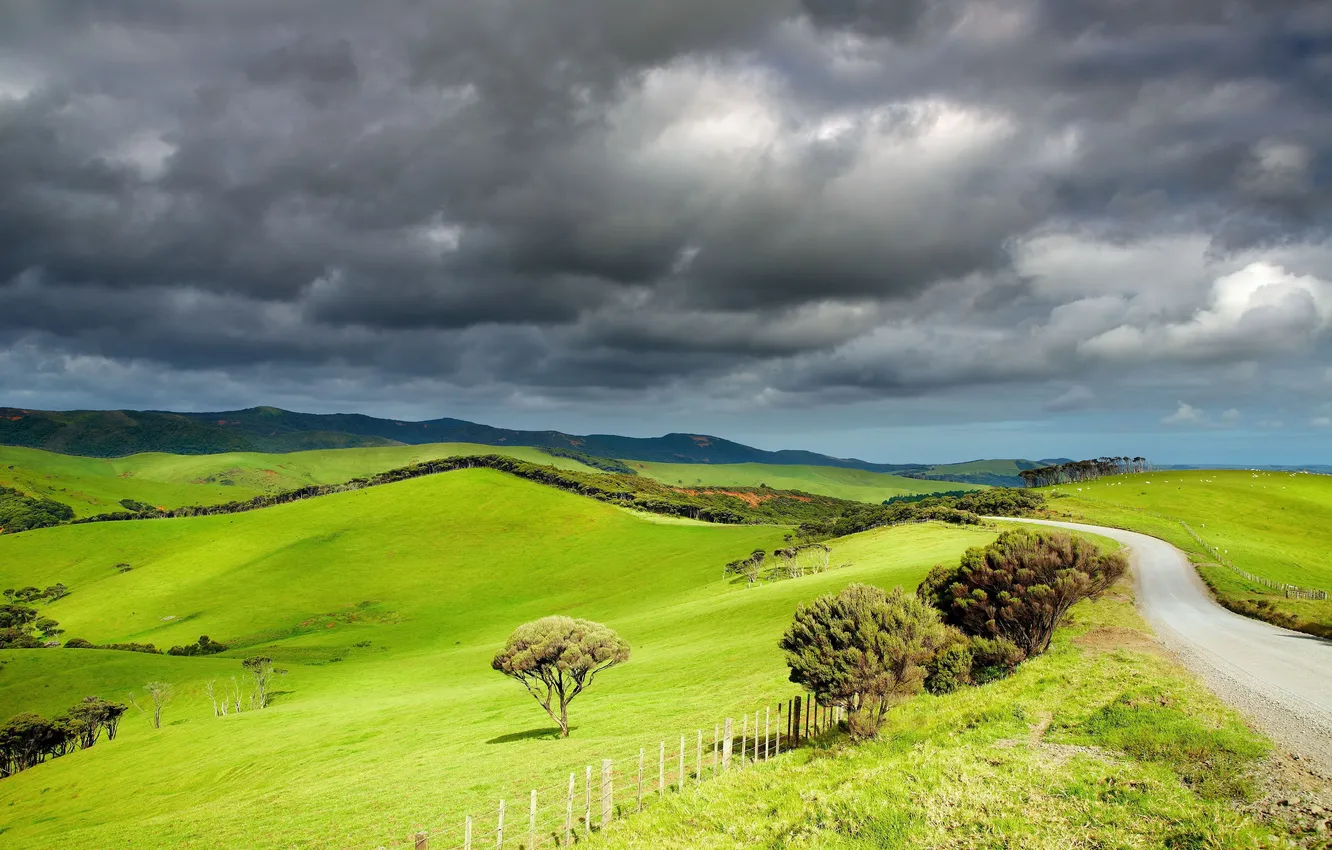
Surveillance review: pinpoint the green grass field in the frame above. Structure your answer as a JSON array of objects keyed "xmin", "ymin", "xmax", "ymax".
[
  {"xmin": 0, "ymin": 469, "xmax": 998, "ymax": 849},
  {"xmin": 0, "ymin": 443, "xmax": 594, "ymax": 517},
  {"xmin": 1040, "ymin": 469, "xmax": 1332, "ymax": 635},
  {"xmin": 629, "ymin": 461, "xmax": 981, "ymax": 504},
  {"xmin": 589, "ymin": 581, "xmax": 1279, "ymax": 849}
]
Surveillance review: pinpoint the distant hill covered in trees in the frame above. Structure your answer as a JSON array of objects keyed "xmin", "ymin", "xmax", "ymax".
[{"xmin": 0, "ymin": 406, "xmax": 1060, "ymax": 485}]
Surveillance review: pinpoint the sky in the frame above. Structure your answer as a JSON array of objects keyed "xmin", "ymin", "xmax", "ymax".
[{"xmin": 0, "ymin": 1, "xmax": 1330, "ymax": 465}]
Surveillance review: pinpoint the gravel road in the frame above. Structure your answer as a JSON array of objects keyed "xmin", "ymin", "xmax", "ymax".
[{"xmin": 997, "ymin": 517, "xmax": 1332, "ymax": 778}]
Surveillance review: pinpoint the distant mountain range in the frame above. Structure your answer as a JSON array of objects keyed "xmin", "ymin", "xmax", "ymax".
[{"xmin": 0, "ymin": 405, "xmax": 1068, "ymax": 486}]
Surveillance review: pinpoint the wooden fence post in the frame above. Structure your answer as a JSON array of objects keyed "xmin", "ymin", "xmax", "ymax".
[
  {"xmin": 415, "ymin": 832, "xmax": 428, "ymax": 850},
  {"xmin": 658, "ymin": 741, "xmax": 665, "ymax": 797},
  {"xmin": 696, "ymin": 730, "xmax": 703, "ymax": 782},
  {"xmin": 678, "ymin": 735, "xmax": 685, "ymax": 791},
  {"xmin": 564, "ymin": 773, "xmax": 574, "ymax": 847},
  {"xmin": 753, "ymin": 711, "xmax": 759, "ymax": 762},
  {"xmin": 637, "ymin": 747, "xmax": 644, "ymax": 812},
  {"xmin": 529, "ymin": 790, "xmax": 537, "ymax": 850},
  {"xmin": 496, "ymin": 799, "xmax": 505, "ymax": 850},
  {"xmin": 775, "ymin": 705, "xmax": 781, "ymax": 756},
  {"xmin": 722, "ymin": 718, "xmax": 733, "ymax": 770},
  {"xmin": 601, "ymin": 759, "xmax": 613, "ymax": 827},
  {"xmin": 740, "ymin": 714, "xmax": 747, "ymax": 767},
  {"xmin": 713, "ymin": 723, "xmax": 720, "ymax": 776},
  {"xmin": 584, "ymin": 765, "xmax": 591, "ymax": 832},
  {"xmin": 465, "ymin": 816, "xmax": 473, "ymax": 850},
  {"xmin": 793, "ymin": 695, "xmax": 801, "ymax": 746},
  {"xmin": 764, "ymin": 707, "xmax": 771, "ymax": 760}
]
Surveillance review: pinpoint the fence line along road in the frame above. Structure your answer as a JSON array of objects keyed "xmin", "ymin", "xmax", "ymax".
[
  {"xmin": 1052, "ymin": 491, "xmax": 1327, "ymax": 601},
  {"xmin": 382, "ymin": 693, "xmax": 850, "ymax": 850}
]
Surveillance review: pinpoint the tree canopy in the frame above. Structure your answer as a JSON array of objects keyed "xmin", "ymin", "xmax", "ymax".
[
  {"xmin": 922, "ymin": 528, "xmax": 1128, "ymax": 655},
  {"xmin": 492, "ymin": 616, "xmax": 630, "ymax": 738},
  {"xmin": 780, "ymin": 584, "xmax": 952, "ymax": 739}
]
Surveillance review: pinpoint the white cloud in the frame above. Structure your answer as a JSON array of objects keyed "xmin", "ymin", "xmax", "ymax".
[
  {"xmin": 1162, "ymin": 401, "xmax": 1206, "ymax": 426},
  {"xmin": 1081, "ymin": 262, "xmax": 1332, "ymax": 363},
  {"xmin": 1220, "ymin": 408, "xmax": 1241, "ymax": 422},
  {"xmin": 1313, "ymin": 417, "xmax": 1332, "ymax": 428}
]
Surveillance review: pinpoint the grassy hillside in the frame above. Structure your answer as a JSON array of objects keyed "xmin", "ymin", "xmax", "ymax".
[
  {"xmin": 0, "ymin": 470, "xmax": 996, "ymax": 849},
  {"xmin": 0, "ymin": 443, "xmax": 593, "ymax": 517},
  {"xmin": 630, "ymin": 462, "xmax": 982, "ymax": 504},
  {"xmin": 1040, "ymin": 469, "xmax": 1332, "ymax": 636},
  {"xmin": 589, "ymin": 581, "xmax": 1283, "ymax": 849}
]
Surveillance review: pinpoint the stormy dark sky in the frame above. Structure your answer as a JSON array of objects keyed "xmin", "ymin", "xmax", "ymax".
[{"xmin": 1, "ymin": 1, "xmax": 1330, "ymax": 463}]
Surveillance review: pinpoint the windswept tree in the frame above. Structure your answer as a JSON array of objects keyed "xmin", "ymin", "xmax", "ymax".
[
  {"xmin": 63, "ymin": 697, "xmax": 128, "ymax": 748},
  {"xmin": 242, "ymin": 657, "xmax": 284, "ymax": 709},
  {"xmin": 780, "ymin": 584, "xmax": 952, "ymax": 740},
  {"xmin": 492, "ymin": 617, "xmax": 630, "ymax": 737},
  {"xmin": 129, "ymin": 682, "xmax": 174, "ymax": 729},
  {"xmin": 924, "ymin": 528, "xmax": 1128, "ymax": 655}
]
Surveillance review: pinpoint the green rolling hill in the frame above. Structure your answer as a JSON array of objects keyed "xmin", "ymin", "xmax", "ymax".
[
  {"xmin": 0, "ymin": 468, "xmax": 999, "ymax": 848},
  {"xmin": 1039, "ymin": 469, "xmax": 1332, "ymax": 636},
  {"xmin": 629, "ymin": 461, "xmax": 983, "ymax": 503}
]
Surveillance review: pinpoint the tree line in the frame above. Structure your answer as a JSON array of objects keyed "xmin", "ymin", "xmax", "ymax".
[
  {"xmin": 0, "ymin": 485, "xmax": 74, "ymax": 533},
  {"xmin": 1, "ymin": 697, "xmax": 126, "ymax": 778},
  {"xmin": 59, "ymin": 454, "xmax": 854, "ymax": 530},
  {"xmin": 1019, "ymin": 456, "xmax": 1152, "ymax": 487}
]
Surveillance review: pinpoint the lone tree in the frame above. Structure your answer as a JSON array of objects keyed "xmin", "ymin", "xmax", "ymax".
[
  {"xmin": 129, "ymin": 682, "xmax": 174, "ymax": 729},
  {"xmin": 780, "ymin": 584, "xmax": 951, "ymax": 740},
  {"xmin": 921, "ymin": 528, "xmax": 1128, "ymax": 656},
  {"xmin": 492, "ymin": 616, "xmax": 630, "ymax": 738}
]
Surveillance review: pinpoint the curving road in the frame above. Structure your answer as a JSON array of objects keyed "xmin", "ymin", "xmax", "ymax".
[{"xmin": 995, "ymin": 518, "xmax": 1332, "ymax": 777}]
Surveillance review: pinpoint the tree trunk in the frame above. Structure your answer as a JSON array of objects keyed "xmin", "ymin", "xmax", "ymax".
[{"xmin": 558, "ymin": 703, "xmax": 570, "ymax": 738}]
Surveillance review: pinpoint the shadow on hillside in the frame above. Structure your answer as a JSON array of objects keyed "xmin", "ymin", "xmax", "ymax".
[{"xmin": 486, "ymin": 727, "xmax": 570, "ymax": 745}]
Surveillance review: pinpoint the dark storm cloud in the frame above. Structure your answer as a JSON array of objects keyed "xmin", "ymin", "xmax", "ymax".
[{"xmin": 0, "ymin": 0, "xmax": 1330, "ymax": 428}]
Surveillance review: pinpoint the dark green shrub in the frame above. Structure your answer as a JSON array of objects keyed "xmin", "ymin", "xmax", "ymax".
[
  {"xmin": 781, "ymin": 584, "xmax": 951, "ymax": 740},
  {"xmin": 63, "ymin": 638, "xmax": 95, "ymax": 649},
  {"xmin": 167, "ymin": 635, "xmax": 228, "ymax": 657},
  {"xmin": 925, "ymin": 641, "xmax": 973, "ymax": 695},
  {"xmin": 932, "ymin": 529, "xmax": 1127, "ymax": 656},
  {"xmin": 967, "ymin": 636, "xmax": 1026, "ymax": 683}
]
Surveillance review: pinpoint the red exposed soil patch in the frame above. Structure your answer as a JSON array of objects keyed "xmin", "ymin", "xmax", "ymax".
[{"xmin": 690, "ymin": 435, "xmax": 712, "ymax": 447}]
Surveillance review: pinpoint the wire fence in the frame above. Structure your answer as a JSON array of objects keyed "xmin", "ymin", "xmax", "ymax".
[
  {"xmin": 377, "ymin": 694, "xmax": 847, "ymax": 849},
  {"xmin": 1059, "ymin": 492, "xmax": 1327, "ymax": 601}
]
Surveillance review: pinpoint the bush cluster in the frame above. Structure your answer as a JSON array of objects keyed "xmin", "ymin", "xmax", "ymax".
[
  {"xmin": 167, "ymin": 635, "xmax": 228, "ymax": 657},
  {"xmin": 64, "ymin": 638, "xmax": 161, "ymax": 654},
  {"xmin": 782, "ymin": 527, "xmax": 1123, "ymax": 740}
]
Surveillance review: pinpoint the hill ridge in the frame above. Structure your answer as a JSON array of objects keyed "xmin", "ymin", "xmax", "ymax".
[{"xmin": 0, "ymin": 405, "xmax": 1045, "ymax": 484}]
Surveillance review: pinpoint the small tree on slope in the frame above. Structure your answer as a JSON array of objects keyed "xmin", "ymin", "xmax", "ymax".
[
  {"xmin": 492, "ymin": 616, "xmax": 630, "ymax": 738},
  {"xmin": 780, "ymin": 584, "xmax": 952, "ymax": 740}
]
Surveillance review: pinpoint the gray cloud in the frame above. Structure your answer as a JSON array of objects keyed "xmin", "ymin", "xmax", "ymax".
[{"xmin": 0, "ymin": 0, "xmax": 1330, "ymax": 448}]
